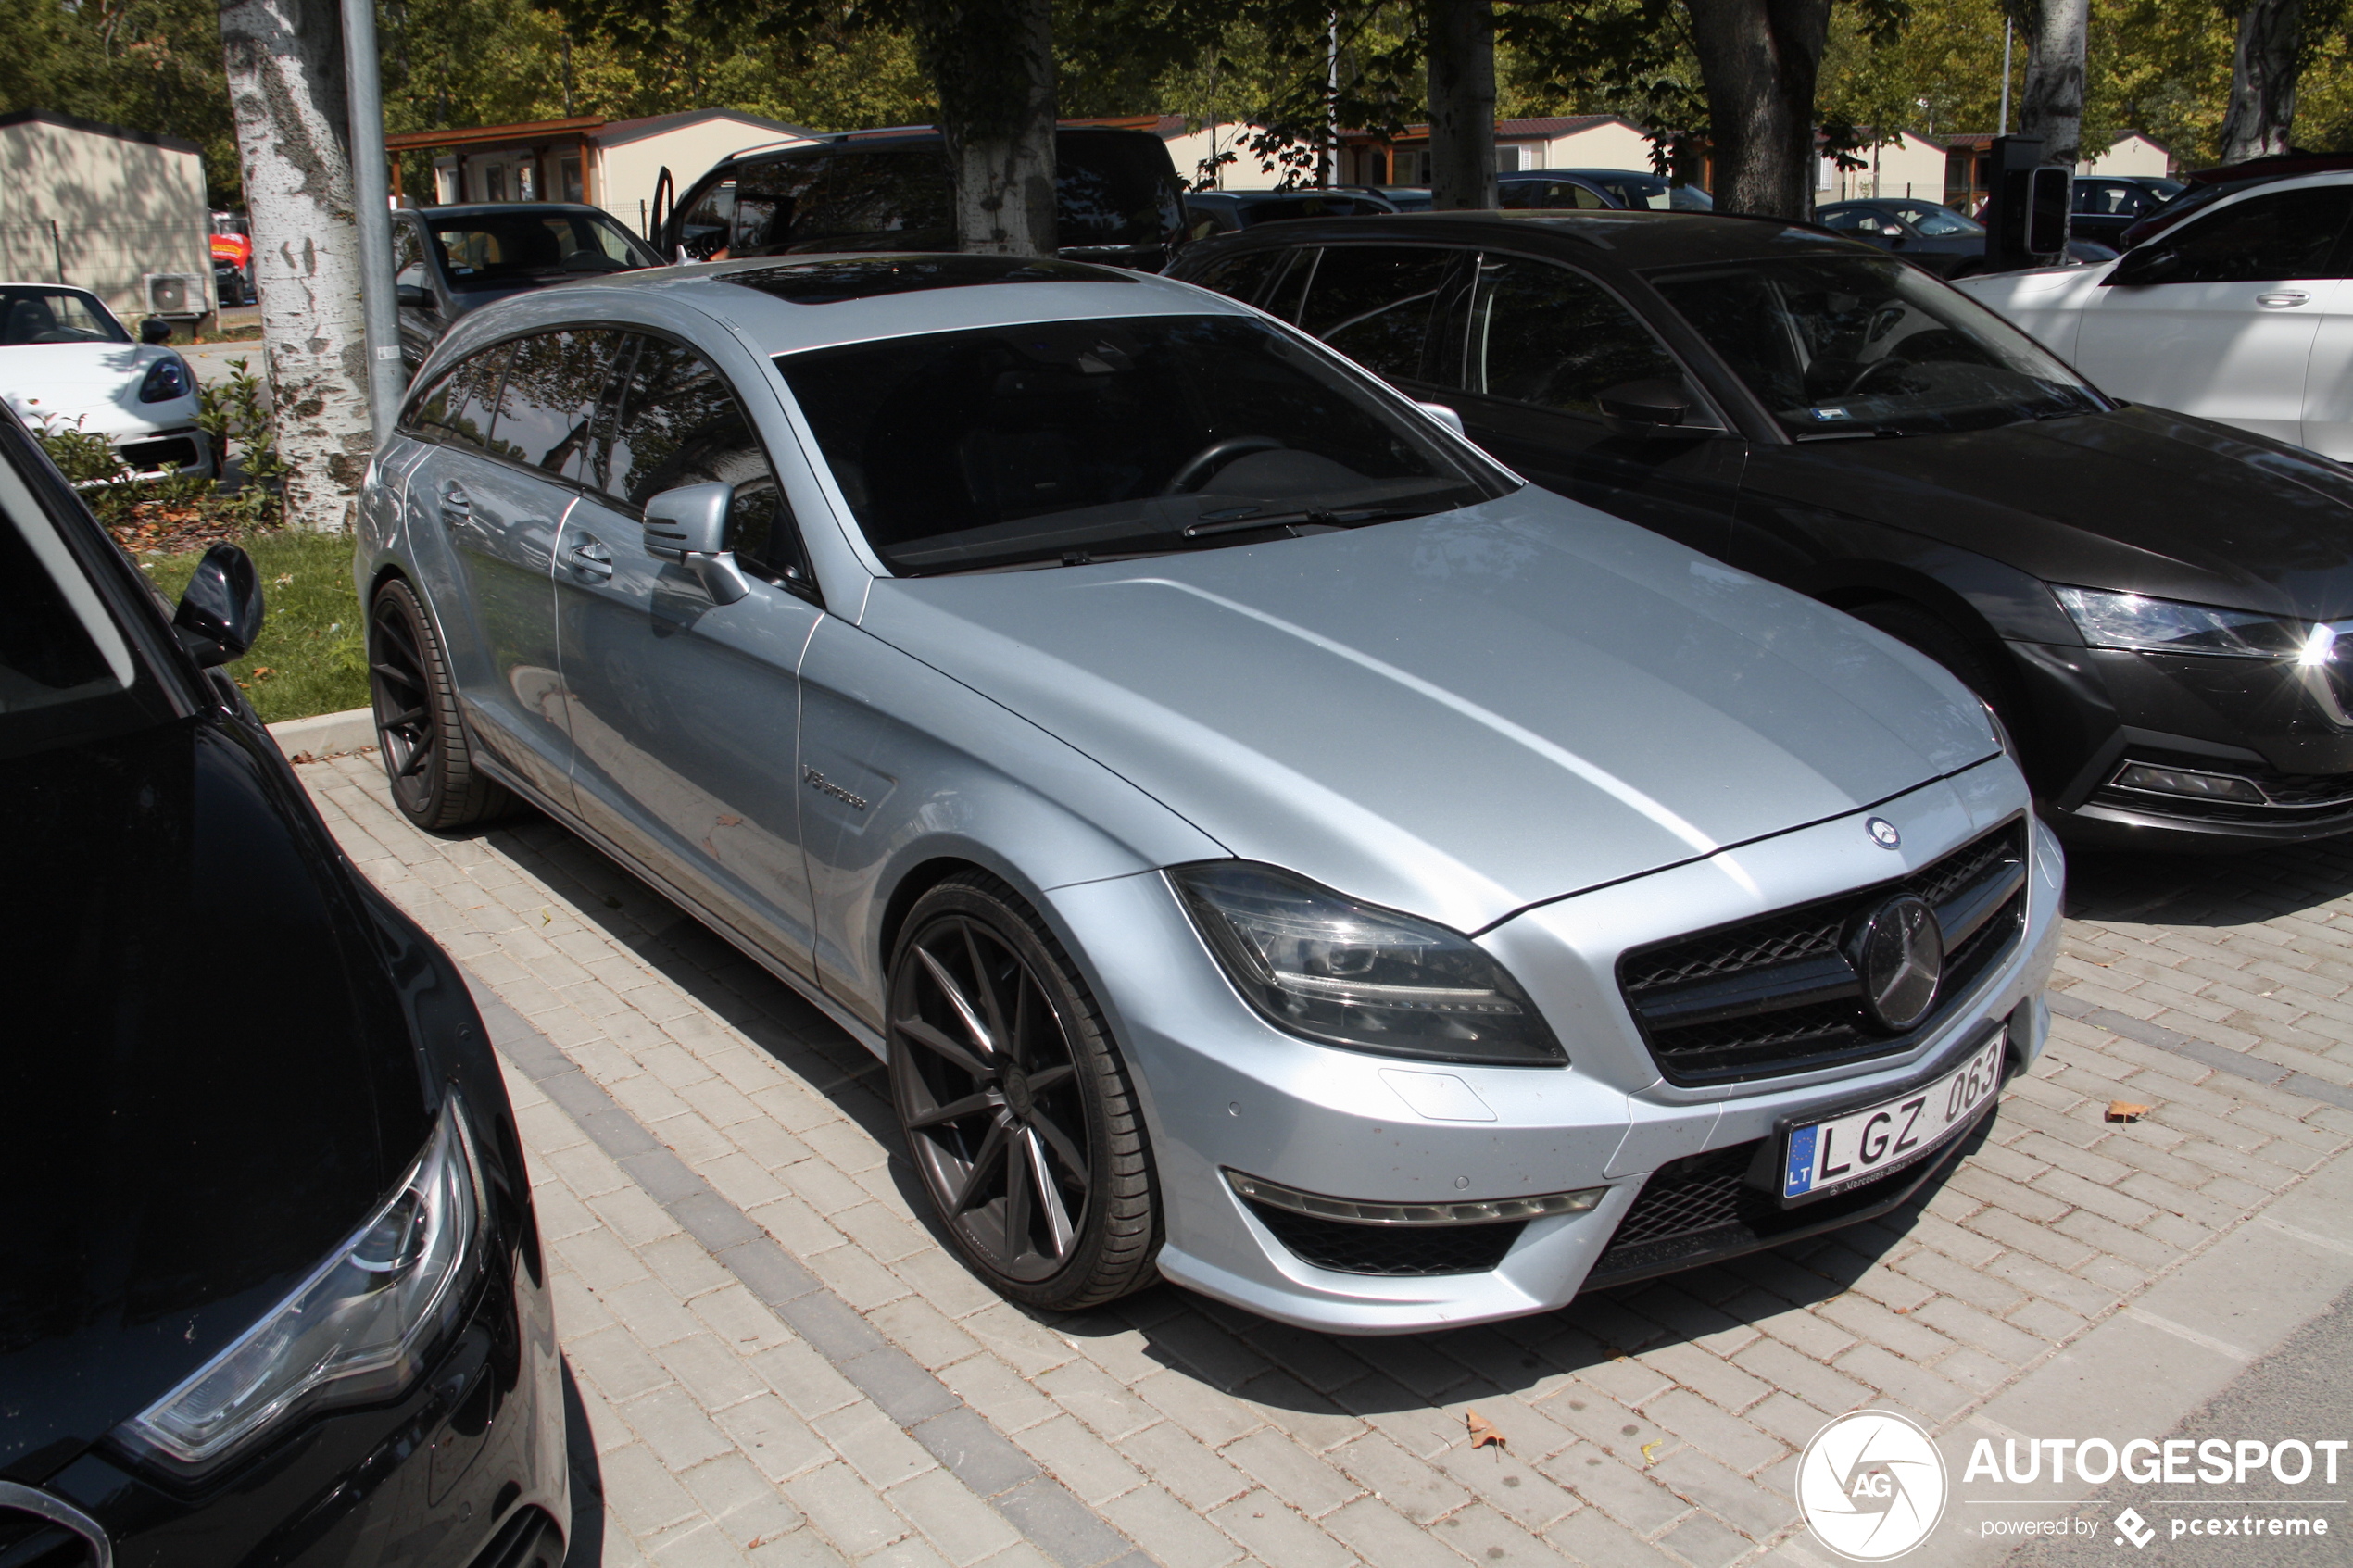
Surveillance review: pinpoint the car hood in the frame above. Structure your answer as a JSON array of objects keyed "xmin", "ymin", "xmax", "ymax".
[
  {"xmin": 0, "ymin": 716, "xmax": 426, "ymax": 1483},
  {"xmin": 0, "ymin": 342, "xmax": 175, "ymax": 433},
  {"xmin": 1765, "ymin": 406, "xmax": 2353, "ymax": 619},
  {"xmin": 858, "ymin": 489, "xmax": 1996, "ymax": 932}
]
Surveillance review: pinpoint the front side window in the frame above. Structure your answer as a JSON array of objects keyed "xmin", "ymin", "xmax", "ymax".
[
  {"xmin": 1466, "ymin": 256, "xmax": 1689, "ymax": 417},
  {"xmin": 775, "ymin": 313, "xmax": 1505, "ymax": 576},
  {"xmin": 677, "ymin": 178, "xmax": 736, "ymax": 261},
  {"xmin": 1651, "ymin": 254, "xmax": 2103, "ymax": 437},
  {"xmin": 428, "ymin": 212, "xmax": 656, "ymax": 289},
  {"xmin": 487, "ymin": 330, "xmax": 621, "ymax": 480},
  {"xmin": 606, "ymin": 337, "xmax": 799, "ymax": 579},
  {"xmin": 407, "ymin": 344, "xmax": 510, "ymax": 449},
  {"xmin": 0, "ymin": 288, "xmax": 125, "ymax": 345},
  {"xmin": 0, "ymin": 450, "xmax": 133, "ymax": 723},
  {"xmin": 1296, "ymin": 245, "xmax": 1454, "ymax": 382},
  {"xmin": 2135, "ymin": 186, "xmax": 2353, "ymax": 282}
]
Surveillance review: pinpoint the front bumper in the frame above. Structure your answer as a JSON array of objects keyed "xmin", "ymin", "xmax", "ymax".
[
  {"xmin": 1052, "ymin": 756, "xmax": 2061, "ymax": 1334},
  {"xmin": 26, "ymin": 1199, "xmax": 567, "ymax": 1568}
]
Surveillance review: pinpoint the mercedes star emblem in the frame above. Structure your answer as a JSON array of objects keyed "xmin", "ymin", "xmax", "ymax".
[
  {"xmin": 1853, "ymin": 894, "xmax": 1944, "ymax": 1032},
  {"xmin": 1866, "ymin": 816, "xmax": 1902, "ymax": 849}
]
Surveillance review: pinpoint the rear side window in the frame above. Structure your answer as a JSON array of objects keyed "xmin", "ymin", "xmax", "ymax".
[
  {"xmin": 1466, "ymin": 257, "xmax": 1685, "ymax": 418},
  {"xmin": 2154, "ymin": 186, "xmax": 2353, "ymax": 282},
  {"xmin": 406, "ymin": 344, "xmax": 510, "ymax": 449},
  {"xmin": 487, "ymin": 330, "xmax": 622, "ymax": 481},
  {"xmin": 1055, "ymin": 131, "xmax": 1182, "ymax": 247},
  {"xmin": 1296, "ymin": 245, "xmax": 1455, "ymax": 383},
  {"xmin": 1184, "ymin": 248, "xmax": 1286, "ymax": 307},
  {"xmin": 606, "ymin": 336, "xmax": 807, "ymax": 585}
]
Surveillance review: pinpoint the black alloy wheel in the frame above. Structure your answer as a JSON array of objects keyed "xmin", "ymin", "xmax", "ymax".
[
  {"xmin": 887, "ymin": 874, "xmax": 1157, "ymax": 1311},
  {"xmin": 369, "ymin": 577, "xmax": 511, "ymax": 830}
]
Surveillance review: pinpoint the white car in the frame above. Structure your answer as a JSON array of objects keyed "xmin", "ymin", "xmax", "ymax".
[
  {"xmin": 1956, "ymin": 171, "xmax": 2353, "ymax": 458},
  {"xmin": 0, "ymin": 283, "xmax": 213, "ymax": 480}
]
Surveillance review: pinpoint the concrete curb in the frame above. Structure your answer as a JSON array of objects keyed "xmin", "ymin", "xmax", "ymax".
[{"xmin": 266, "ymin": 706, "xmax": 374, "ymax": 762}]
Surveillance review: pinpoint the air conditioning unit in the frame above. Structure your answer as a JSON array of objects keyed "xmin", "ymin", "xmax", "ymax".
[{"xmin": 144, "ymin": 272, "xmax": 208, "ymax": 317}]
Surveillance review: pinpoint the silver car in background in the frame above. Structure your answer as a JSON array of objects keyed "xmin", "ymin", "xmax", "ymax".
[{"xmin": 354, "ymin": 254, "xmax": 2060, "ymax": 1333}]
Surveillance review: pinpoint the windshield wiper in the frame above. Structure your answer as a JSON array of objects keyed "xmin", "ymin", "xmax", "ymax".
[{"xmin": 1181, "ymin": 504, "xmax": 1436, "ymax": 538}]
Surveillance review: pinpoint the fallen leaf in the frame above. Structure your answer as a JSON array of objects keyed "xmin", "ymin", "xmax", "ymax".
[
  {"xmin": 272, "ymin": 572, "xmax": 293, "ymax": 586},
  {"xmin": 1641, "ymin": 1440, "xmax": 1664, "ymax": 1465},
  {"xmin": 1466, "ymin": 1409, "xmax": 1505, "ymax": 1451},
  {"xmin": 540, "ymin": 908, "xmax": 552, "ymax": 925},
  {"xmin": 2107, "ymin": 1101, "xmax": 2150, "ymax": 1123},
  {"xmin": 715, "ymin": 813, "xmax": 742, "ymax": 826},
  {"xmin": 1894, "ymin": 1306, "xmax": 1913, "ymax": 1314}
]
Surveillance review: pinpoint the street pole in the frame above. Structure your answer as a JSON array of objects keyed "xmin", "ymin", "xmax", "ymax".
[
  {"xmin": 1994, "ymin": 19, "xmax": 2014, "ymax": 138},
  {"xmin": 342, "ymin": 0, "xmax": 403, "ymax": 445}
]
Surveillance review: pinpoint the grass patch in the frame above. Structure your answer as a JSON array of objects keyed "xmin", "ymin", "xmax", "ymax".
[{"xmin": 142, "ymin": 530, "xmax": 370, "ymax": 724}]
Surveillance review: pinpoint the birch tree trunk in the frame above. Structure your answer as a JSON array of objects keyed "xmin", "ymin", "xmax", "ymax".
[
  {"xmin": 1684, "ymin": 0, "xmax": 1833, "ymax": 219},
  {"xmin": 1427, "ymin": 0, "xmax": 1496, "ymax": 211},
  {"xmin": 915, "ymin": 0, "xmax": 1057, "ymax": 257},
  {"xmin": 2220, "ymin": 0, "xmax": 2303, "ymax": 162},
  {"xmin": 220, "ymin": 0, "xmax": 375, "ymax": 530},
  {"xmin": 2017, "ymin": 0, "xmax": 2090, "ymax": 168}
]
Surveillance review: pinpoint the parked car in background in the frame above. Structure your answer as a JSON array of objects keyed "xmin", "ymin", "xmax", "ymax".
[
  {"xmin": 0, "ymin": 282, "xmax": 211, "ymax": 480},
  {"xmin": 1817, "ymin": 198, "xmax": 2119, "ymax": 276},
  {"xmin": 1172, "ymin": 209, "xmax": 2353, "ymax": 848},
  {"xmin": 0, "ymin": 402, "xmax": 566, "ymax": 1568},
  {"xmin": 1958, "ymin": 171, "xmax": 2353, "ymax": 458},
  {"xmin": 1182, "ymin": 188, "xmax": 1398, "ymax": 239},
  {"xmin": 209, "ymin": 211, "xmax": 254, "ymax": 306},
  {"xmin": 1501, "ymin": 169, "xmax": 1713, "ymax": 211},
  {"xmin": 657, "ymin": 126, "xmax": 1188, "ymax": 272},
  {"xmin": 393, "ymin": 203, "xmax": 662, "ymax": 377},
  {"xmin": 2070, "ymin": 175, "xmax": 2184, "ymax": 249},
  {"xmin": 355, "ymin": 249, "xmax": 2054, "ymax": 1331},
  {"xmin": 1334, "ymin": 183, "xmax": 1434, "ymax": 211},
  {"xmin": 2119, "ymin": 150, "xmax": 2353, "ymax": 249}
]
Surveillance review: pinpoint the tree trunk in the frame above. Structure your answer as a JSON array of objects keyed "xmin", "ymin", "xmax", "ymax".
[
  {"xmin": 2220, "ymin": 0, "xmax": 2303, "ymax": 162},
  {"xmin": 2017, "ymin": 0, "xmax": 2090, "ymax": 168},
  {"xmin": 1683, "ymin": 0, "xmax": 1832, "ymax": 219},
  {"xmin": 1427, "ymin": 0, "xmax": 1496, "ymax": 210},
  {"xmin": 914, "ymin": 0, "xmax": 1057, "ymax": 257},
  {"xmin": 220, "ymin": 0, "xmax": 373, "ymax": 530}
]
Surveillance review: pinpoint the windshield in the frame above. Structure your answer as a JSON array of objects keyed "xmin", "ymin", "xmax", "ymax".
[
  {"xmin": 430, "ymin": 211, "xmax": 658, "ymax": 290},
  {"xmin": 1648, "ymin": 255, "xmax": 2104, "ymax": 438},
  {"xmin": 1, "ymin": 288, "xmax": 127, "ymax": 346},
  {"xmin": 1891, "ymin": 203, "xmax": 1980, "ymax": 236},
  {"xmin": 776, "ymin": 314, "xmax": 1504, "ymax": 575}
]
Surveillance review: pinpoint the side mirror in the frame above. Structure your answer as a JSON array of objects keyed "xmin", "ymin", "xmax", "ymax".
[
  {"xmin": 1415, "ymin": 400, "xmax": 1466, "ymax": 437},
  {"xmin": 396, "ymin": 283, "xmax": 433, "ymax": 307},
  {"xmin": 1596, "ymin": 377, "xmax": 1707, "ymax": 436},
  {"xmin": 173, "ymin": 543, "xmax": 264, "ymax": 668},
  {"xmin": 139, "ymin": 317, "xmax": 173, "ymax": 345},
  {"xmin": 644, "ymin": 482, "xmax": 748, "ymax": 605}
]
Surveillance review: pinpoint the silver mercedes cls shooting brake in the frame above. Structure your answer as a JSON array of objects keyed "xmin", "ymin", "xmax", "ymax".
[{"xmin": 354, "ymin": 253, "xmax": 2061, "ymax": 1334}]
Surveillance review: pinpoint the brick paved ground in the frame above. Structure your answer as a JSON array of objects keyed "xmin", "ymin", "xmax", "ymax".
[{"xmin": 297, "ymin": 751, "xmax": 2353, "ymax": 1568}]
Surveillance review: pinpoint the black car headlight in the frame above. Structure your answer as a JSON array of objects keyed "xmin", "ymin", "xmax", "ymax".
[
  {"xmin": 138, "ymin": 355, "xmax": 193, "ymax": 404},
  {"xmin": 2052, "ymin": 584, "xmax": 2309, "ymax": 659},
  {"xmin": 1171, "ymin": 862, "xmax": 1566, "ymax": 1066},
  {"xmin": 113, "ymin": 1096, "xmax": 485, "ymax": 1477}
]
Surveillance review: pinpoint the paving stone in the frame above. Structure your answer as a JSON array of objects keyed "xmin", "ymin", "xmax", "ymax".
[
  {"xmin": 1221, "ymin": 1429, "xmax": 1363, "ymax": 1518},
  {"xmin": 1206, "ymin": 1490, "xmax": 1358, "ymax": 1568},
  {"xmin": 1095, "ymin": 1486, "xmax": 1245, "ymax": 1568}
]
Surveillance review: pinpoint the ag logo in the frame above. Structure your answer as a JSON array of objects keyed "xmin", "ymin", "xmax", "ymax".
[{"xmin": 1796, "ymin": 1410, "xmax": 1948, "ymax": 1561}]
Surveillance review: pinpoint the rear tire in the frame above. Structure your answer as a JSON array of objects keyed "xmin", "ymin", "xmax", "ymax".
[{"xmin": 369, "ymin": 577, "xmax": 513, "ymax": 830}]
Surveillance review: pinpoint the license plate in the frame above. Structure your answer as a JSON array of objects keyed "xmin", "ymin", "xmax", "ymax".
[{"xmin": 1782, "ymin": 1033, "xmax": 2006, "ymax": 1202}]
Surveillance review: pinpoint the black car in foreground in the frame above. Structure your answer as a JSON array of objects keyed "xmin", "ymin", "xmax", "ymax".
[
  {"xmin": 1171, "ymin": 209, "xmax": 2353, "ymax": 849},
  {"xmin": 396, "ymin": 202, "xmax": 663, "ymax": 376},
  {"xmin": 0, "ymin": 408, "xmax": 565, "ymax": 1568}
]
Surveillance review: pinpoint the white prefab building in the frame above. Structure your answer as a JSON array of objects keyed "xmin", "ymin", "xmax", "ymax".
[
  {"xmin": 2081, "ymin": 132, "xmax": 2171, "ymax": 180},
  {"xmin": 390, "ymin": 109, "xmax": 818, "ymax": 237},
  {"xmin": 1162, "ymin": 113, "xmax": 1663, "ymax": 192},
  {"xmin": 1816, "ymin": 131, "xmax": 1950, "ymax": 205},
  {"xmin": 0, "ymin": 109, "xmax": 215, "ymax": 323}
]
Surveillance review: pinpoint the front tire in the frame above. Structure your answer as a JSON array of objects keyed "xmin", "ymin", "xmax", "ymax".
[
  {"xmin": 369, "ymin": 577, "xmax": 512, "ymax": 830},
  {"xmin": 887, "ymin": 873, "xmax": 1158, "ymax": 1311}
]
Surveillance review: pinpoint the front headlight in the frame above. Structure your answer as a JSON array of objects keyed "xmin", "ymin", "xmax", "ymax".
[
  {"xmin": 138, "ymin": 354, "xmax": 193, "ymax": 404},
  {"xmin": 2051, "ymin": 584, "xmax": 2307, "ymax": 659},
  {"xmin": 1171, "ymin": 862, "xmax": 1567, "ymax": 1066},
  {"xmin": 114, "ymin": 1097, "xmax": 484, "ymax": 1477}
]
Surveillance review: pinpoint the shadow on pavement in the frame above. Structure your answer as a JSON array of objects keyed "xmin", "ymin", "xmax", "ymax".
[{"xmin": 2065, "ymin": 833, "xmax": 2353, "ymax": 928}]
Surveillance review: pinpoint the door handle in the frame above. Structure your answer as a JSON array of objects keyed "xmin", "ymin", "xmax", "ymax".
[
  {"xmin": 2258, "ymin": 291, "xmax": 2311, "ymax": 307},
  {"xmin": 438, "ymin": 483, "xmax": 472, "ymax": 526},
  {"xmin": 567, "ymin": 537, "xmax": 614, "ymax": 580}
]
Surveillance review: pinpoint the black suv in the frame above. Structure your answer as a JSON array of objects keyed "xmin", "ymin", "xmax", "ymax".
[
  {"xmin": 0, "ymin": 404, "xmax": 566, "ymax": 1568},
  {"xmin": 1173, "ymin": 210, "xmax": 2353, "ymax": 849},
  {"xmin": 657, "ymin": 125, "xmax": 1187, "ymax": 271}
]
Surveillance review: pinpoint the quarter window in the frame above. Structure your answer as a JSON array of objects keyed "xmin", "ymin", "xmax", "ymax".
[
  {"xmin": 1296, "ymin": 245, "xmax": 1455, "ymax": 382},
  {"xmin": 1186, "ymin": 247, "xmax": 1286, "ymax": 307},
  {"xmin": 1466, "ymin": 257, "xmax": 1688, "ymax": 418},
  {"xmin": 393, "ymin": 221, "xmax": 425, "ymax": 287},
  {"xmin": 406, "ymin": 344, "xmax": 509, "ymax": 450},
  {"xmin": 607, "ymin": 337, "xmax": 806, "ymax": 585},
  {"xmin": 2149, "ymin": 187, "xmax": 2353, "ymax": 282},
  {"xmin": 486, "ymin": 330, "xmax": 622, "ymax": 481}
]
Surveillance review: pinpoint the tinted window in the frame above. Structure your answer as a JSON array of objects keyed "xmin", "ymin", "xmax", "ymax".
[
  {"xmin": 1818, "ymin": 207, "xmax": 1881, "ymax": 234},
  {"xmin": 428, "ymin": 212, "xmax": 655, "ymax": 290},
  {"xmin": 677, "ymin": 179, "xmax": 736, "ymax": 262},
  {"xmin": 393, "ymin": 221, "xmax": 425, "ymax": 284},
  {"xmin": 1185, "ymin": 247, "xmax": 1285, "ymax": 306},
  {"xmin": 1892, "ymin": 204, "xmax": 1978, "ymax": 237},
  {"xmin": 408, "ymin": 344, "xmax": 510, "ymax": 449},
  {"xmin": 1297, "ymin": 246, "xmax": 1454, "ymax": 382},
  {"xmin": 2145, "ymin": 186, "xmax": 2353, "ymax": 282},
  {"xmin": 1466, "ymin": 257, "xmax": 1686, "ymax": 417},
  {"xmin": 1263, "ymin": 248, "xmax": 1315, "ymax": 322},
  {"xmin": 0, "ymin": 457, "xmax": 132, "ymax": 720},
  {"xmin": 1057, "ymin": 131, "xmax": 1183, "ymax": 246},
  {"xmin": 2076, "ymin": 182, "xmax": 2149, "ymax": 217},
  {"xmin": 486, "ymin": 330, "xmax": 621, "ymax": 480},
  {"xmin": 0, "ymin": 289, "xmax": 124, "ymax": 345},
  {"xmin": 729, "ymin": 150, "xmax": 954, "ymax": 256},
  {"xmin": 776, "ymin": 314, "xmax": 1502, "ymax": 575},
  {"xmin": 606, "ymin": 337, "xmax": 798, "ymax": 578}
]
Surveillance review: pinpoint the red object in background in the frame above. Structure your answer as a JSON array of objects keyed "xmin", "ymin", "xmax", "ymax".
[{"xmin": 209, "ymin": 232, "xmax": 251, "ymax": 267}]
